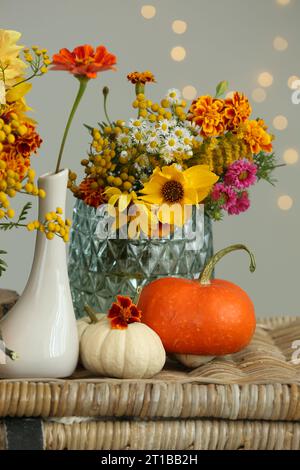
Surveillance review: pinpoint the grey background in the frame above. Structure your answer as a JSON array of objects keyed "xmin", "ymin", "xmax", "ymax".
[{"xmin": 0, "ymin": 0, "xmax": 299, "ymax": 317}]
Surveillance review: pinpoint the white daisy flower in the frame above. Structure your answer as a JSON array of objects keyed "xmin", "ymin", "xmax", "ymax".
[
  {"xmin": 128, "ymin": 118, "xmax": 146, "ymax": 130},
  {"xmin": 161, "ymin": 152, "xmax": 175, "ymax": 165},
  {"xmin": 166, "ymin": 88, "xmax": 181, "ymax": 105},
  {"xmin": 164, "ymin": 134, "xmax": 181, "ymax": 153},
  {"xmin": 117, "ymin": 132, "xmax": 132, "ymax": 147},
  {"xmin": 146, "ymin": 136, "xmax": 162, "ymax": 154},
  {"xmin": 156, "ymin": 119, "xmax": 171, "ymax": 135}
]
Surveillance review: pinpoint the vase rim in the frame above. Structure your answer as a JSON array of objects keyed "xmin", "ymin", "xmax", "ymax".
[{"xmin": 39, "ymin": 168, "xmax": 69, "ymax": 182}]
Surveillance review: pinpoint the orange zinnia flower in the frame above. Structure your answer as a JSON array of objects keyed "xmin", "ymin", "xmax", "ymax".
[
  {"xmin": 79, "ymin": 177, "xmax": 106, "ymax": 208},
  {"xmin": 51, "ymin": 44, "xmax": 117, "ymax": 79},
  {"xmin": 108, "ymin": 296, "xmax": 142, "ymax": 330},
  {"xmin": 224, "ymin": 92, "xmax": 252, "ymax": 130},
  {"xmin": 189, "ymin": 95, "xmax": 225, "ymax": 138}
]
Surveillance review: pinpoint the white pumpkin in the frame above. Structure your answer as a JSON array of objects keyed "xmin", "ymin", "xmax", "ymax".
[
  {"xmin": 175, "ymin": 354, "xmax": 215, "ymax": 368},
  {"xmin": 77, "ymin": 313, "xmax": 106, "ymax": 341},
  {"xmin": 80, "ymin": 317, "xmax": 166, "ymax": 379}
]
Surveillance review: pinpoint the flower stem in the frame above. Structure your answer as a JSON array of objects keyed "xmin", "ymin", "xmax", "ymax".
[
  {"xmin": 199, "ymin": 244, "xmax": 256, "ymax": 286},
  {"xmin": 55, "ymin": 76, "xmax": 89, "ymax": 174}
]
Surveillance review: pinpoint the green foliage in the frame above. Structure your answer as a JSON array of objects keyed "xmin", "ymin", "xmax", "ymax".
[
  {"xmin": 254, "ymin": 152, "xmax": 284, "ymax": 185},
  {"xmin": 215, "ymin": 81, "xmax": 229, "ymax": 98},
  {"xmin": 0, "ymin": 202, "xmax": 32, "ymax": 231}
]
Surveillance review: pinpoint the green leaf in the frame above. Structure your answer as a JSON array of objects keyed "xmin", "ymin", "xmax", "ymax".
[
  {"xmin": 83, "ymin": 123, "xmax": 94, "ymax": 132},
  {"xmin": 0, "ymin": 202, "xmax": 32, "ymax": 231},
  {"xmin": 215, "ymin": 81, "xmax": 229, "ymax": 98}
]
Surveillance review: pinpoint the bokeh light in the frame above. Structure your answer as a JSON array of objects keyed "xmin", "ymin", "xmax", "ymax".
[
  {"xmin": 273, "ymin": 36, "xmax": 288, "ymax": 51},
  {"xmin": 225, "ymin": 91, "xmax": 234, "ymax": 99},
  {"xmin": 273, "ymin": 115, "xmax": 288, "ymax": 130},
  {"xmin": 252, "ymin": 88, "xmax": 267, "ymax": 103},
  {"xmin": 141, "ymin": 5, "xmax": 156, "ymax": 19},
  {"xmin": 172, "ymin": 20, "xmax": 187, "ymax": 34},
  {"xmin": 278, "ymin": 195, "xmax": 293, "ymax": 211},
  {"xmin": 276, "ymin": 0, "xmax": 290, "ymax": 5},
  {"xmin": 284, "ymin": 148, "xmax": 299, "ymax": 165},
  {"xmin": 182, "ymin": 85, "xmax": 197, "ymax": 100},
  {"xmin": 258, "ymin": 72, "xmax": 274, "ymax": 87},
  {"xmin": 288, "ymin": 75, "xmax": 300, "ymax": 89},
  {"xmin": 171, "ymin": 46, "xmax": 186, "ymax": 61}
]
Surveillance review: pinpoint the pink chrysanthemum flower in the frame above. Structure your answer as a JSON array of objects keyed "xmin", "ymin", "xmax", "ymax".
[
  {"xmin": 228, "ymin": 191, "xmax": 250, "ymax": 215},
  {"xmin": 211, "ymin": 183, "xmax": 237, "ymax": 210},
  {"xmin": 224, "ymin": 159, "xmax": 257, "ymax": 190}
]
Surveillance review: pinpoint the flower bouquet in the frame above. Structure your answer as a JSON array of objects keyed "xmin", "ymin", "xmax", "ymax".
[{"xmin": 65, "ymin": 69, "xmax": 278, "ymax": 315}]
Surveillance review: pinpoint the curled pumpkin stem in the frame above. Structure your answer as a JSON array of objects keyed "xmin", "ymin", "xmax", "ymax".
[
  {"xmin": 199, "ymin": 244, "xmax": 256, "ymax": 286},
  {"xmin": 84, "ymin": 305, "xmax": 99, "ymax": 324}
]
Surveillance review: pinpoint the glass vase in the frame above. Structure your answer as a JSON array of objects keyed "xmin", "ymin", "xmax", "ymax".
[{"xmin": 68, "ymin": 199, "xmax": 213, "ymax": 318}]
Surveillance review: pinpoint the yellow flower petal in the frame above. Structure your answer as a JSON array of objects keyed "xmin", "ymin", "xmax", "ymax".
[
  {"xmin": 118, "ymin": 193, "xmax": 132, "ymax": 212},
  {"xmin": 6, "ymin": 82, "xmax": 32, "ymax": 102},
  {"xmin": 183, "ymin": 165, "xmax": 219, "ymax": 188}
]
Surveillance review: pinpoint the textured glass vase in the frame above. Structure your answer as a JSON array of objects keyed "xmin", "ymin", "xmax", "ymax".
[{"xmin": 68, "ymin": 199, "xmax": 213, "ymax": 318}]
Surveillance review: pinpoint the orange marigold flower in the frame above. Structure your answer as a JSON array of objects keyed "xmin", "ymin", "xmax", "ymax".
[
  {"xmin": 189, "ymin": 95, "xmax": 225, "ymax": 137},
  {"xmin": 127, "ymin": 70, "xmax": 156, "ymax": 84},
  {"xmin": 108, "ymin": 295, "xmax": 142, "ymax": 330},
  {"xmin": 224, "ymin": 92, "xmax": 252, "ymax": 130},
  {"xmin": 15, "ymin": 124, "xmax": 42, "ymax": 158},
  {"xmin": 51, "ymin": 44, "xmax": 117, "ymax": 79},
  {"xmin": 0, "ymin": 148, "xmax": 30, "ymax": 180},
  {"xmin": 240, "ymin": 119, "xmax": 273, "ymax": 154},
  {"xmin": 79, "ymin": 177, "xmax": 106, "ymax": 208}
]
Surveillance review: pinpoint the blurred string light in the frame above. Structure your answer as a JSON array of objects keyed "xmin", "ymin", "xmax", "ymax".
[
  {"xmin": 141, "ymin": 5, "xmax": 156, "ymax": 19},
  {"xmin": 182, "ymin": 85, "xmax": 197, "ymax": 100},
  {"xmin": 258, "ymin": 72, "xmax": 274, "ymax": 87},
  {"xmin": 273, "ymin": 115, "xmax": 288, "ymax": 130},
  {"xmin": 171, "ymin": 46, "xmax": 186, "ymax": 61},
  {"xmin": 252, "ymin": 88, "xmax": 267, "ymax": 103},
  {"xmin": 284, "ymin": 148, "xmax": 299, "ymax": 164},
  {"xmin": 172, "ymin": 20, "xmax": 187, "ymax": 34},
  {"xmin": 273, "ymin": 36, "xmax": 288, "ymax": 51},
  {"xmin": 278, "ymin": 195, "xmax": 293, "ymax": 211}
]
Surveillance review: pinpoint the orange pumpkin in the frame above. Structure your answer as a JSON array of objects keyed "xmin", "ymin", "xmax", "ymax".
[{"xmin": 137, "ymin": 245, "xmax": 256, "ymax": 356}]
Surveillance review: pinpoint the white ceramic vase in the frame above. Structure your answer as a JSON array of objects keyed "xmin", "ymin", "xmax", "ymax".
[{"xmin": 0, "ymin": 169, "xmax": 79, "ymax": 378}]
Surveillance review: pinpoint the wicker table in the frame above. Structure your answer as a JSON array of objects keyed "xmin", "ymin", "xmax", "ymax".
[{"xmin": 0, "ymin": 316, "xmax": 300, "ymax": 450}]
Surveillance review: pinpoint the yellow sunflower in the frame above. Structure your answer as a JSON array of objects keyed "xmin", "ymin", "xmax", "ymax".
[
  {"xmin": 105, "ymin": 187, "xmax": 157, "ymax": 236},
  {"xmin": 138, "ymin": 164, "xmax": 219, "ymax": 225}
]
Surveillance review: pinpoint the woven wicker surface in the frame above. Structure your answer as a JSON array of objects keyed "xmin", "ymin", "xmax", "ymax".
[
  {"xmin": 1, "ymin": 419, "xmax": 300, "ymax": 450},
  {"xmin": 0, "ymin": 317, "xmax": 299, "ymax": 421}
]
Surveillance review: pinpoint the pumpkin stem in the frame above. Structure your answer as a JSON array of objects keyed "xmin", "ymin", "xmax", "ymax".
[
  {"xmin": 199, "ymin": 244, "xmax": 256, "ymax": 286},
  {"xmin": 133, "ymin": 286, "xmax": 143, "ymax": 305},
  {"xmin": 84, "ymin": 305, "xmax": 99, "ymax": 324}
]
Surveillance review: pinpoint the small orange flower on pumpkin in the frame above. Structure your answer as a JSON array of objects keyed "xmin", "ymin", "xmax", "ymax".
[
  {"xmin": 189, "ymin": 95, "xmax": 225, "ymax": 138},
  {"xmin": 79, "ymin": 177, "xmax": 106, "ymax": 208},
  {"xmin": 108, "ymin": 296, "xmax": 142, "ymax": 329},
  {"xmin": 127, "ymin": 71, "xmax": 156, "ymax": 85},
  {"xmin": 224, "ymin": 92, "xmax": 252, "ymax": 130},
  {"xmin": 51, "ymin": 44, "xmax": 117, "ymax": 79}
]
